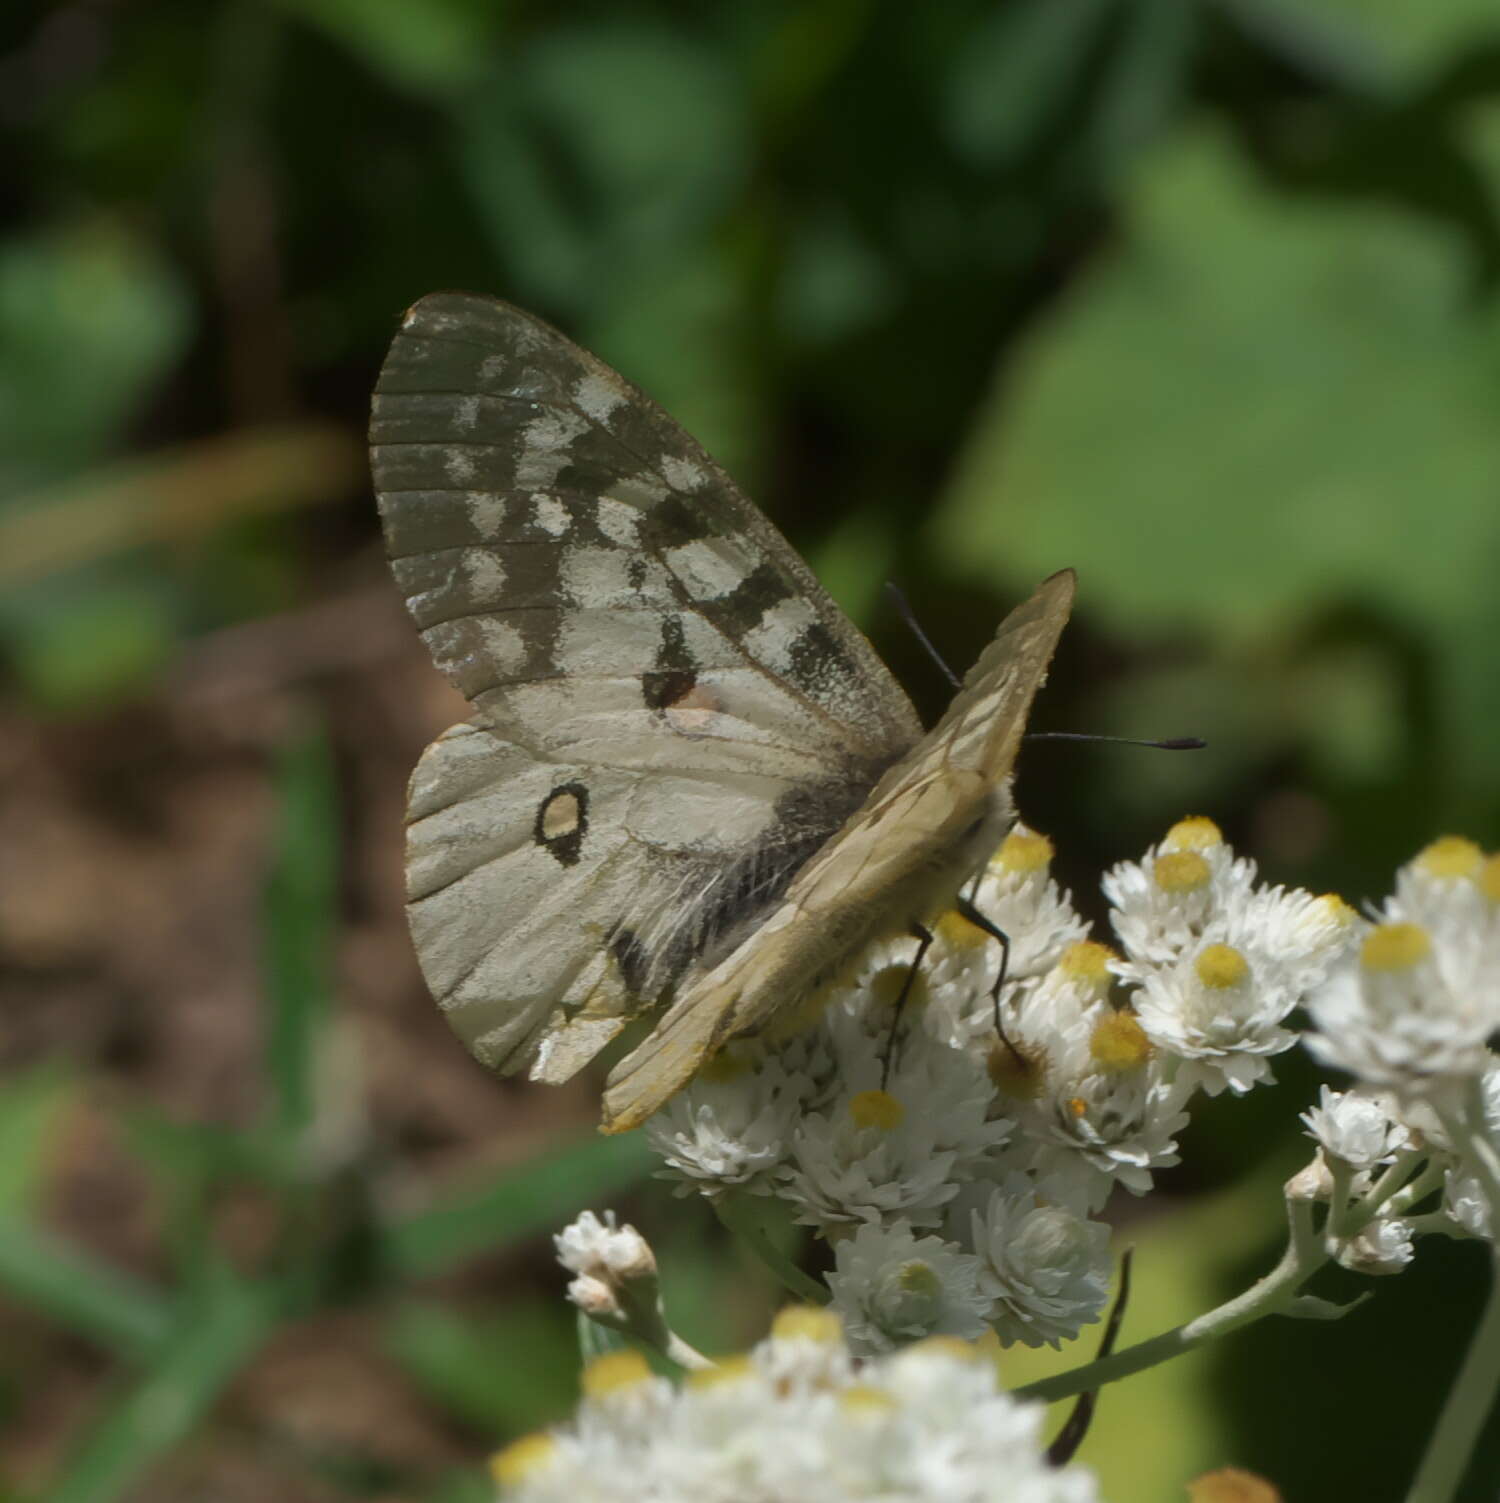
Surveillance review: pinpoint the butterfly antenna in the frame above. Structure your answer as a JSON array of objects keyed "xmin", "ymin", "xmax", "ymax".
[
  {"xmin": 1026, "ymin": 731, "xmax": 1206, "ymax": 751},
  {"xmin": 884, "ymin": 582, "xmax": 962, "ymax": 691}
]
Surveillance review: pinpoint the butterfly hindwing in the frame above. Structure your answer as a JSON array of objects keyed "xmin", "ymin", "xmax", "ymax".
[{"xmin": 371, "ymin": 292, "xmax": 922, "ymax": 1080}]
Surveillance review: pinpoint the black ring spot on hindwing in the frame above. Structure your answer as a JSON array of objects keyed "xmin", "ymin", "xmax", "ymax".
[{"xmin": 534, "ymin": 782, "xmax": 589, "ymax": 866}]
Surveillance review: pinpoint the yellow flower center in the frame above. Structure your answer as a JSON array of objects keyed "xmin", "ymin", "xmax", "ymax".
[
  {"xmin": 986, "ymin": 1038, "xmax": 1043, "ymax": 1098},
  {"xmin": 1481, "ymin": 855, "xmax": 1500, "ymax": 904},
  {"xmin": 1361, "ymin": 922, "xmax": 1431, "ymax": 972},
  {"xmin": 1154, "ymin": 850, "xmax": 1211, "ymax": 893},
  {"xmin": 1090, "ymin": 1010, "xmax": 1153, "ymax": 1071},
  {"xmin": 686, "ymin": 1355, "xmax": 752, "ymax": 1390},
  {"xmin": 906, "ymin": 1335, "xmax": 979, "ymax": 1362},
  {"xmin": 1416, "ymin": 835, "xmax": 1482, "ymax": 880},
  {"xmin": 1313, "ymin": 893, "xmax": 1358, "ymax": 927},
  {"xmin": 849, "ymin": 1090, "xmax": 904, "ymax": 1131},
  {"xmin": 1058, "ymin": 940, "xmax": 1118, "ymax": 992},
  {"xmin": 1195, "ymin": 943, "xmax": 1249, "ymax": 989},
  {"xmin": 868, "ymin": 963, "xmax": 930, "ymax": 1013},
  {"xmin": 771, "ymin": 1305, "xmax": 843, "ymax": 1344},
  {"xmin": 490, "ymin": 1434, "xmax": 557, "ymax": 1486},
  {"xmin": 993, "ymin": 828, "xmax": 1054, "ymax": 874},
  {"xmin": 582, "ymin": 1350, "xmax": 653, "ymax": 1398},
  {"xmin": 1164, "ymin": 816, "xmax": 1223, "ymax": 851},
  {"xmin": 896, "ymin": 1260, "xmax": 940, "ymax": 1298},
  {"xmin": 840, "ymin": 1383, "xmax": 897, "ymax": 1414},
  {"xmin": 935, "ymin": 908, "xmax": 989, "ymax": 951}
]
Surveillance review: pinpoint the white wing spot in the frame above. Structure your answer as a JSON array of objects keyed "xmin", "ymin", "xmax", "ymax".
[
  {"xmin": 453, "ymin": 395, "xmax": 481, "ymax": 432},
  {"xmin": 573, "ymin": 370, "xmax": 628, "ymax": 424},
  {"xmin": 743, "ymin": 595, "xmax": 820, "ymax": 672},
  {"xmin": 561, "ymin": 546, "xmax": 635, "ymax": 605},
  {"xmin": 518, "ymin": 408, "xmax": 591, "ymax": 488},
  {"xmin": 661, "ymin": 454, "xmax": 708, "ymax": 491},
  {"xmin": 445, "ymin": 450, "xmax": 476, "ymax": 483},
  {"xmin": 466, "ymin": 551, "xmax": 506, "ymax": 597},
  {"xmin": 665, "ymin": 538, "xmax": 748, "ymax": 600},
  {"xmin": 532, "ymin": 494, "xmax": 571, "ymax": 537},
  {"xmin": 479, "ymin": 618, "xmax": 528, "ymax": 673},
  {"xmin": 466, "ymin": 492, "xmax": 506, "ymax": 538},
  {"xmin": 607, "ymin": 472, "xmax": 670, "ymax": 508},
  {"xmin": 595, "ymin": 496, "xmax": 641, "ymax": 546}
]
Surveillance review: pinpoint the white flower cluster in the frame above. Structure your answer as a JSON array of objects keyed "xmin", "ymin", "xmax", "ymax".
[
  {"xmin": 1298, "ymin": 837, "xmax": 1500, "ymax": 1263},
  {"xmin": 490, "ymin": 1308, "xmax": 1100, "ymax": 1503},
  {"xmin": 645, "ymin": 818, "xmax": 1356, "ymax": 1353}
]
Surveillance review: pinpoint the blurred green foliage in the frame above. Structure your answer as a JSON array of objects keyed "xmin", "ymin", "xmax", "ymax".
[{"xmin": 3, "ymin": 0, "xmax": 1500, "ymax": 1498}]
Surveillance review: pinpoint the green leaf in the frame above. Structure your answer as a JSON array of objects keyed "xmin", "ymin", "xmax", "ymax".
[
  {"xmin": 0, "ymin": 221, "xmax": 191, "ymax": 495},
  {"xmin": 271, "ymin": 0, "xmax": 500, "ymax": 96},
  {"xmin": 382, "ymin": 1133, "xmax": 654, "ymax": 1278},
  {"xmin": 1284, "ymin": 1291, "xmax": 1373, "ymax": 1320},
  {"xmin": 47, "ymin": 1264, "xmax": 277, "ymax": 1503},
  {"xmin": 935, "ymin": 123, "xmax": 1500, "ymax": 791},
  {"xmin": 0, "ymin": 1062, "xmax": 73, "ymax": 1212},
  {"xmin": 385, "ymin": 1300, "xmax": 579, "ymax": 1435},
  {"xmin": 944, "ymin": 0, "xmax": 1117, "ymax": 168},
  {"xmin": 0, "ymin": 1214, "xmax": 174, "ymax": 1359},
  {"xmin": 263, "ymin": 725, "xmax": 339, "ymax": 1146},
  {"xmin": 4, "ymin": 575, "xmax": 175, "ymax": 710},
  {"xmin": 456, "ymin": 23, "xmax": 748, "ymax": 320}
]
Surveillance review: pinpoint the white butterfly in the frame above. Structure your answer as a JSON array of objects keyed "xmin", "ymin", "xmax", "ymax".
[{"xmin": 371, "ymin": 292, "xmax": 1073, "ymax": 1133}]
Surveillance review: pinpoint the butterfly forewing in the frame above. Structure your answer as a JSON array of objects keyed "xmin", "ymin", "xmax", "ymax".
[{"xmin": 371, "ymin": 292, "xmax": 922, "ymax": 1081}]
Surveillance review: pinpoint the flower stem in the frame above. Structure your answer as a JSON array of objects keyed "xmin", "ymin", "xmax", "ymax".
[
  {"xmin": 1016, "ymin": 1235, "xmax": 1309, "ymax": 1404},
  {"xmin": 1403, "ymin": 1250, "xmax": 1500, "ymax": 1503}
]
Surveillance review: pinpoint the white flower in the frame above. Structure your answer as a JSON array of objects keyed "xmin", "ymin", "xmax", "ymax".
[
  {"xmin": 954, "ymin": 827, "xmax": 1092, "ymax": 986},
  {"xmin": 645, "ymin": 1047, "xmax": 809, "ymax": 1195},
  {"xmin": 1131, "ymin": 940, "xmax": 1297, "ymax": 1096},
  {"xmin": 1306, "ymin": 918, "xmax": 1499, "ymax": 1089},
  {"xmin": 490, "ymin": 1314, "xmax": 1103, "ymax": 1502},
  {"xmin": 967, "ymin": 1188, "xmax": 1112, "ymax": 1348},
  {"xmin": 1441, "ymin": 1061, "xmax": 1500, "ymax": 1240},
  {"xmin": 554, "ymin": 1210, "xmax": 657, "ymax": 1324},
  {"xmin": 1445, "ymin": 1169, "xmax": 1490, "ymax": 1239},
  {"xmin": 1301, "ymin": 1086, "xmax": 1410, "ymax": 1171},
  {"xmin": 783, "ymin": 1082, "xmax": 966, "ymax": 1232},
  {"xmin": 1337, "ymin": 1217, "xmax": 1415, "ymax": 1275},
  {"xmin": 1308, "ymin": 841, "xmax": 1500, "ymax": 1091},
  {"xmin": 826, "ymin": 1222, "xmax": 990, "ymax": 1354},
  {"xmin": 555, "ymin": 1210, "xmax": 654, "ymax": 1282},
  {"xmin": 1111, "ymin": 822, "xmax": 1354, "ymax": 1099},
  {"xmin": 1105, "ymin": 817, "xmax": 1256, "ymax": 968},
  {"xmin": 993, "ymin": 959, "xmax": 1189, "ymax": 1212}
]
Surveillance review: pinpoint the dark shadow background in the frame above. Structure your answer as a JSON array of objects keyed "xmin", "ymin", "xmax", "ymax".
[{"xmin": 2, "ymin": 1, "xmax": 1499, "ymax": 1498}]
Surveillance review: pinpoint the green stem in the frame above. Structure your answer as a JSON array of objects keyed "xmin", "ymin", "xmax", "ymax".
[
  {"xmin": 1403, "ymin": 1249, "xmax": 1500, "ymax": 1503},
  {"xmin": 714, "ymin": 1197, "xmax": 829, "ymax": 1306},
  {"xmin": 1017, "ymin": 1235, "xmax": 1309, "ymax": 1404}
]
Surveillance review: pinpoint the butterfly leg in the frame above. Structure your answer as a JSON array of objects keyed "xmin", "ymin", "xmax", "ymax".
[
  {"xmin": 952, "ymin": 885, "xmax": 1027, "ymax": 1071},
  {"xmin": 880, "ymin": 922, "xmax": 935, "ymax": 1089}
]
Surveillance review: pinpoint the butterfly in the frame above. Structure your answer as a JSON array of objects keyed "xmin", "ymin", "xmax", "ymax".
[{"xmin": 370, "ymin": 292, "xmax": 1073, "ymax": 1133}]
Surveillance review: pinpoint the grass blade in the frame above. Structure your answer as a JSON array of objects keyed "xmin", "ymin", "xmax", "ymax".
[{"xmin": 383, "ymin": 1132, "xmax": 654, "ymax": 1278}]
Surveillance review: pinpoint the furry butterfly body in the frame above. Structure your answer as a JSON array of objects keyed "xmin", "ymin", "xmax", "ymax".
[{"xmin": 370, "ymin": 292, "xmax": 1072, "ymax": 1131}]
